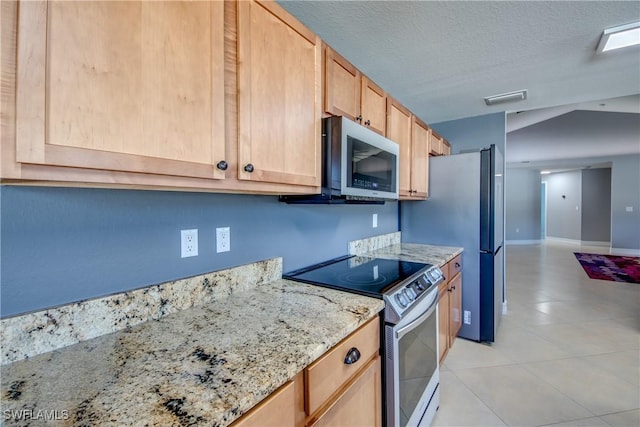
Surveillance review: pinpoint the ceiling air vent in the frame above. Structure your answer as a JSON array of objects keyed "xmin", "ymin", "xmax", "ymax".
[{"xmin": 484, "ymin": 90, "xmax": 527, "ymax": 106}]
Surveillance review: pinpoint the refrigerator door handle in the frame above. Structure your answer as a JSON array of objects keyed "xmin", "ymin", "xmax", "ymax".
[{"xmin": 480, "ymin": 245, "xmax": 502, "ymax": 256}]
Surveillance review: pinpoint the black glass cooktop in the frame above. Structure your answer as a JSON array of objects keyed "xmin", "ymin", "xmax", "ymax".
[{"xmin": 283, "ymin": 255, "xmax": 430, "ymax": 298}]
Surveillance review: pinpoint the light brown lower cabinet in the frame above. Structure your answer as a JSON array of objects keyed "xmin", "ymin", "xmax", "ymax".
[
  {"xmin": 231, "ymin": 372, "xmax": 305, "ymax": 427},
  {"xmin": 232, "ymin": 316, "xmax": 381, "ymax": 427},
  {"xmin": 438, "ymin": 254, "xmax": 463, "ymax": 364},
  {"xmin": 438, "ymin": 280, "xmax": 451, "ymax": 364},
  {"xmin": 308, "ymin": 356, "xmax": 381, "ymax": 427}
]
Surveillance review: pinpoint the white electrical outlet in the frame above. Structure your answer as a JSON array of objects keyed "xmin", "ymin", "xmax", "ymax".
[
  {"xmin": 181, "ymin": 229, "xmax": 198, "ymax": 258},
  {"xmin": 463, "ymin": 310, "xmax": 471, "ymax": 325},
  {"xmin": 216, "ymin": 227, "xmax": 230, "ymax": 253},
  {"xmin": 626, "ymin": 206, "xmax": 633, "ymax": 212},
  {"xmin": 372, "ymin": 213, "xmax": 378, "ymax": 228}
]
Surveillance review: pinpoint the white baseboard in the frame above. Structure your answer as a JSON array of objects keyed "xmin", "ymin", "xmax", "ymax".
[
  {"xmin": 610, "ymin": 247, "xmax": 640, "ymax": 256},
  {"xmin": 545, "ymin": 237, "xmax": 582, "ymax": 245},
  {"xmin": 506, "ymin": 240, "xmax": 541, "ymax": 245},
  {"xmin": 581, "ymin": 241, "xmax": 611, "ymax": 247}
]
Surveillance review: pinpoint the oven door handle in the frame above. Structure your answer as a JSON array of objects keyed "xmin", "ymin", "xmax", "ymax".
[{"xmin": 396, "ymin": 295, "xmax": 438, "ymax": 340}]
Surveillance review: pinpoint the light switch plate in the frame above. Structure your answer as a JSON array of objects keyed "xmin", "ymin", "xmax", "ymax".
[{"xmin": 372, "ymin": 214, "xmax": 378, "ymax": 228}]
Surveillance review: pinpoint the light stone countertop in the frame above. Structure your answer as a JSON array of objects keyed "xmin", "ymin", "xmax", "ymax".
[
  {"xmin": 0, "ymin": 241, "xmax": 461, "ymax": 427},
  {"xmin": 0, "ymin": 279, "xmax": 384, "ymax": 427},
  {"xmin": 364, "ymin": 242, "xmax": 463, "ymax": 268}
]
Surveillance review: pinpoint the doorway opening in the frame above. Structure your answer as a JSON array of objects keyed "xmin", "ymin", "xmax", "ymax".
[{"xmin": 540, "ymin": 181, "xmax": 547, "ymax": 240}]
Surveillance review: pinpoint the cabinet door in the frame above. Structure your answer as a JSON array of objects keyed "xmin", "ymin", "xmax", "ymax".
[
  {"xmin": 386, "ymin": 98, "xmax": 412, "ymax": 198},
  {"xmin": 360, "ymin": 77, "xmax": 386, "ymax": 135},
  {"xmin": 16, "ymin": 1, "xmax": 225, "ymax": 179},
  {"xmin": 309, "ymin": 356, "xmax": 382, "ymax": 427},
  {"xmin": 442, "ymin": 140, "xmax": 452, "ymax": 156},
  {"xmin": 410, "ymin": 118, "xmax": 430, "ymax": 199},
  {"xmin": 232, "ymin": 372, "xmax": 304, "ymax": 427},
  {"xmin": 438, "ymin": 286, "xmax": 450, "ymax": 364},
  {"xmin": 306, "ymin": 317, "xmax": 379, "ymax": 416},
  {"xmin": 449, "ymin": 273, "xmax": 463, "ymax": 341},
  {"xmin": 324, "ymin": 47, "xmax": 360, "ymax": 121},
  {"xmin": 237, "ymin": 0, "xmax": 321, "ymax": 188},
  {"xmin": 429, "ymin": 132, "xmax": 443, "ymax": 156}
]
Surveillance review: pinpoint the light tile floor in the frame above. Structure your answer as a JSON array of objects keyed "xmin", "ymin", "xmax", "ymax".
[{"xmin": 433, "ymin": 241, "xmax": 640, "ymax": 427}]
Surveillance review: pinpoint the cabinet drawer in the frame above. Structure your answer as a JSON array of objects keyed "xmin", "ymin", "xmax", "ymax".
[
  {"xmin": 305, "ymin": 317, "xmax": 380, "ymax": 416},
  {"xmin": 232, "ymin": 372, "xmax": 304, "ymax": 427},
  {"xmin": 309, "ymin": 356, "xmax": 382, "ymax": 427},
  {"xmin": 449, "ymin": 254, "xmax": 462, "ymax": 277}
]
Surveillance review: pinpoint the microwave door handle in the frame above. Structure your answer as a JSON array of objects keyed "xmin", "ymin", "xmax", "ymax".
[{"xmin": 395, "ymin": 297, "xmax": 438, "ymax": 340}]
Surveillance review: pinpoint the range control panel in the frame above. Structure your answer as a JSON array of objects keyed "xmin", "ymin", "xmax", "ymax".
[{"xmin": 386, "ymin": 266, "xmax": 445, "ymax": 321}]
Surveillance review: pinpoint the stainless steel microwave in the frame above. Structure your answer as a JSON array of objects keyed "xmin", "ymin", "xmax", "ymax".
[{"xmin": 281, "ymin": 116, "xmax": 399, "ymax": 204}]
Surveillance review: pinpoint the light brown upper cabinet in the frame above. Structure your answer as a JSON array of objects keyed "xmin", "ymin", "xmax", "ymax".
[
  {"xmin": 324, "ymin": 47, "xmax": 361, "ymax": 121},
  {"xmin": 429, "ymin": 131, "xmax": 443, "ymax": 156},
  {"xmin": 237, "ymin": 1, "xmax": 321, "ymax": 188},
  {"xmin": 442, "ymin": 140, "xmax": 452, "ymax": 156},
  {"xmin": 387, "ymin": 97, "xmax": 430, "ymax": 201},
  {"xmin": 3, "ymin": 1, "xmax": 321, "ymax": 195},
  {"xmin": 409, "ymin": 117, "xmax": 430, "ymax": 199},
  {"xmin": 324, "ymin": 46, "xmax": 386, "ymax": 135},
  {"xmin": 13, "ymin": 0, "xmax": 226, "ymax": 180},
  {"xmin": 386, "ymin": 97, "xmax": 413, "ymax": 198},
  {"xmin": 429, "ymin": 130, "xmax": 451, "ymax": 157},
  {"xmin": 360, "ymin": 77, "xmax": 387, "ymax": 135}
]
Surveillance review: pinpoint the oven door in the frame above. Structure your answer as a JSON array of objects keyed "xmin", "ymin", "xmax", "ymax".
[{"xmin": 386, "ymin": 286, "xmax": 439, "ymax": 427}]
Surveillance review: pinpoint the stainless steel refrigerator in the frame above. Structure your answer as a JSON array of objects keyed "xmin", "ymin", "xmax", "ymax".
[{"xmin": 400, "ymin": 145, "xmax": 504, "ymax": 342}]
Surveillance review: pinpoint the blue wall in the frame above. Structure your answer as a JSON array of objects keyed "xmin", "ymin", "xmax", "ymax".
[
  {"xmin": 431, "ymin": 112, "xmax": 506, "ymax": 155},
  {"xmin": 505, "ymin": 168, "xmax": 541, "ymax": 241},
  {"xmin": 611, "ymin": 154, "xmax": 640, "ymax": 250},
  {"xmin": 0, "ymin": 186, "xmax": 398, "ymax": 317}
]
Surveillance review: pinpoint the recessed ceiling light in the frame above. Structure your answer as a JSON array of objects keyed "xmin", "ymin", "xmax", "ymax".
[
  {"xmin": 540, "ymin": 170, "xmax": 551, "ymax": 175},
  {"xmin": 484, "ymin": 90, "xmax": 527, "ymax": 106},
  {"xmin": 597, "ymin": 21, "xmax": 640, "ymax": 53}
]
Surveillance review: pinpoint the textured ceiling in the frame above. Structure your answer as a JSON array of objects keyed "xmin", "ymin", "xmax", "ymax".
[{"xmin": 278, "ymin": 1, "xmax": 640, "ymax": 125}]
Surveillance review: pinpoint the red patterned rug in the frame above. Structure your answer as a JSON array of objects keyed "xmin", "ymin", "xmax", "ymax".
[{"xmin": 574, "ymin": 253, "xmax": 640, "ymax": 284}]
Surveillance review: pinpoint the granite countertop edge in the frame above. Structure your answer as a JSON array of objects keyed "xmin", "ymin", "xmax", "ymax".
[{"xmin": 363, "ymin": 242, "xmax": 464, "ymax": 267}]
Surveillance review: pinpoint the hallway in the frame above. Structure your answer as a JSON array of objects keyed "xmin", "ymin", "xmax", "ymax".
[{"xmin": 433, "ymin": 241, "xmax": 640, "ymax": 427}]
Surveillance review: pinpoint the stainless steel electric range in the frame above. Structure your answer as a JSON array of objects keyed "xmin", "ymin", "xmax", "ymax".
[{"xmin": 284, "ymin": 255, "xmax": 445, "ymax": 427}]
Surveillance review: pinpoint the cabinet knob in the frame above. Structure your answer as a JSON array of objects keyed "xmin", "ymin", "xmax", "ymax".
[
  {"xmin": 455, "ymin": 262, "xmax": 461, "ymax": 268},
  {"xmin": 448, "ymin": 287, "xmax": 453, "ymax": 293},
  {"xmin": 216, "ymin": 160, "xmax": 228, "ymax": 171},
  {"xmin": 356, "ymin": 115, "xmax": 363, "ymax": 123},
  {"xmin": 344, "ymin": 347, "xmax": 361, "ymax": 365},
  {"xmin": 243, "ymin": 164, "xmax": 254, "ymax": 173},
  {"xmin": 364, "ymin": 119, "xmax": 371, "ymax": 126}
]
